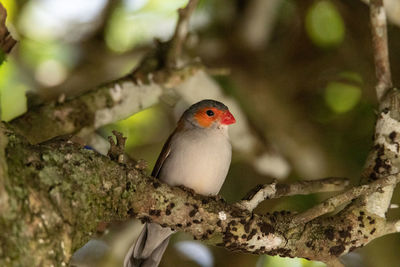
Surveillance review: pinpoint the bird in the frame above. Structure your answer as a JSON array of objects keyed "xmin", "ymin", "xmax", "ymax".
[{"xmin": 124, "ymin": 99, "xmax": 236, "ymax": 267}]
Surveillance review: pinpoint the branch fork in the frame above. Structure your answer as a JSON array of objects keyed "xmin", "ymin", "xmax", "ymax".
[{"xmin": 236, "ymin": 177, "xmax": 349, "ymax": 212}]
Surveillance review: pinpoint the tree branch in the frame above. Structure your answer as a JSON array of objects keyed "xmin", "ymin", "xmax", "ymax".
[
  {"xmin": 237, "ymin": 178, "xmax": 349, "ymax": 211},
  {"xmin": 350, "ymin": 0, "xmax": 399, "ymax": 221},
  {"xmin": 0, "ymin": 3, "xmax": 16, "ymax": 57},
  {"xmin": 292, "ymin": 174, "xmax": 400, "ymax": 225},
  {"xmin": 2, "ymin": 1, "xmax": 400, "ymax": 266},
  {"xmin": 9, "ymin": 62, "xmax": 202, "ymax": 144},
  {"xmin": 166, "ymin": 0, "xmax": 199, "ymax": 68},
  {"xmin": 0, "ymin": 123, "xmax": 397, "ymax": 266},
  {"xmin": 370, "ymin": 0, "xmax": 392, "ymax": 100}
]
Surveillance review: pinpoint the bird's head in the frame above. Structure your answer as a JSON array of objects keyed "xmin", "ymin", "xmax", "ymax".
[{"xmin": 179, "ymin": 99, "xmax": 236, "ymax": 129}]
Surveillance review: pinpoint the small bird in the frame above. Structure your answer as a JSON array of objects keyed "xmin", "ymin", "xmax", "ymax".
[{"xmin": 124, "ymin": 99, "xmax": 236, "ymax": 267}]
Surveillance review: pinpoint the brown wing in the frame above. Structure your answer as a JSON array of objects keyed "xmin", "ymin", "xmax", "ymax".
[{"xmin": 151, "ymin": 133, "xmax": 174, "ymax": 178}]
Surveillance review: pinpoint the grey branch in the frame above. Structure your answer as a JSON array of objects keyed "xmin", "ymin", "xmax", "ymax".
[
  {"xmin": 10, "ymin": 60, "xmax": 202, "ymax": 144},
  {"xmin": 237, "ymin": 178, "xmax": 349, "ymax": 211},
  {"xmin": 292, "ymin": 173, "xmax": 400, "ymax": 226},
  {"xmin": 0, "ymin": 123, "xmax": 395, "ymax": 266},
  {"xmin": 370, "ymin": 0, "xmax": 392, "ymax": 100},
  {"xmin": 166, "ymin": 0, "xmax": 199, "ymax": 68},
  {"xmin": 353, "ymin": 0, "xmax": 399, "ymax": 221}
]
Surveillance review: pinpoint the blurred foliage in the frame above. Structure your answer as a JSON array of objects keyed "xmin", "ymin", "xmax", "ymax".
[
  {"xmin": 0, "ymin": 0, "xmax": 16, "ymax": 22},
  {"xmin": 324, "ymin": 81, "xmax": 361, "ymax": 113},
  {"xmin": 18, "ymin": 0, "xmax": 108, "ymax": 41},
  {"xmin": 19, "ymin": 39, "xmax": 76, "ymax": 86},
  {"xmin": 105, "ymin": 0, "xmax": 187, "ymax": 52},
  {"xmin": 19, "ymin": 39, "xmax": 76, "ymax": 69},
  {"xmin": 100, "ymin": 105, "xmax": 171, "ymax": 151},
  {"xmin": 0, "ymin": 0, "xmax": 16, "ymax": 65},
  {"xmin": 273, "ymin": 194, "xmax": 320, "ymax": 213},
  {"xmin": 0, "ymin": 50, "xmax": 4, "ymax": 66},
  {"xmin": 0, "ymin": 61, "xmax": 28, "ymax": 121},
  {"xmin": 259, "ymin": 255, "xmax": 326, "ymax": 267},
  {"xmin": 305, "ymin": 0, "xmax": 345, "ymax": 48},
  {"xmin": 174, "ymin": 240, "xmax": 213, "ymax": 267},
  {"xmin": 1, "ymin": 0, "xmax": 400, "ymax": 266}
]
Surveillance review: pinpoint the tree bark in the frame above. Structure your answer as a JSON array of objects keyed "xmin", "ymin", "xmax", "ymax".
[{"xmin": 1, "ymin": 1, "xmax": 399, "ymax": 266}]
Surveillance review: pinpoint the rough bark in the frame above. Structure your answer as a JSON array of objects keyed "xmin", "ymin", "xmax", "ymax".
[
  {"xmin": 10, "ymin": 58, "xmax": 202, "ymax": 145},
  {"xmin": 0, "ymin": 123, "xmax": 391, "ymax": 267},
  {"xmin": 0, "ymin": 0, "xmax": 399, "ymax": 266}
]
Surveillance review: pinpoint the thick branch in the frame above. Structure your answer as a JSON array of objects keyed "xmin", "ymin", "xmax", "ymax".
[
  {"xmin": 10, "ymin": 64, "xmax": 201, "ymax": 144},
  {"xmin": 353, "ymin": 0, "xmax": 399, "ymax": 219},
  {"xmin": 1, "ymin": 123, "xmax": 396, "ymax": 266}
]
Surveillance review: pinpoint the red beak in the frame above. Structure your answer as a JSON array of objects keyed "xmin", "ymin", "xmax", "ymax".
[{"xmin": 221, "ymin": 110, "xmax": 236, "ymax": 125}]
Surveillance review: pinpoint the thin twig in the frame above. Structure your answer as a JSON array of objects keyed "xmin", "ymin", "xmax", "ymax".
[
  {"xmin": 383, "ymin": 219, "xmax": 400, "ymax": 235},
  {"xmin": 236, "ymin": 177, "xmax": 349, "ymax": 211},
  {"xmin": 166, "ymin": 0, "xmax": 199, "ymax": 68},
  {"xmin": 291, "ymin": 173, "xmax": 400, "ymax": 226},
  {"xmin": 0, "ymin": 3, "xmax": 16, "ymax": 55},
  {"xmin": 107, "ymin": 130, "xmax": 127, "ymax": 163},
  {"xmin": 370, "ymin": 0, "xmax": 392, "ymax": 101}
]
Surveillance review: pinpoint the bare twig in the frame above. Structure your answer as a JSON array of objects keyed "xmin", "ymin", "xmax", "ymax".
[
  {"xmin": 107, "ymin": 130, "xmax": 127, "ymax": 163},
  {"xmin": 291, "ymin": 173, "xmax": 400, "ymax": 226},
  {"xmin": 237, "ymin": 181, "xmax": 277, "ymax": 211},
  {"xmin": 383, "ymin": 219, "xmax": 400, "ymax": 235},
  {"xmin": 370, "ymin": 0, "xmax": 392, "ymax": 101},
  {"xmin": 166, "ymin": 0, "xmax": 199, "ymax": 68},
  {"xmin": 0, "ymin": 3, "xmax": 16, "ymax": 55},
  {"xmin": 237, "ymin": 177, "xmax": 349, "ymax": 211}
]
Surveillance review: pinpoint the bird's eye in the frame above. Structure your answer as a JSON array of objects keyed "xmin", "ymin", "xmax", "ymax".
[{"xmin": 206, "ymin": 110, "xmax": 214, "ymax": 116}]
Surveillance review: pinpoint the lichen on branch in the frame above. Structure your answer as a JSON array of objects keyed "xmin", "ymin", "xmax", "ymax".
[{"xmin": 0, "ymin": 124, "xmax": 398, "ymax": 267}]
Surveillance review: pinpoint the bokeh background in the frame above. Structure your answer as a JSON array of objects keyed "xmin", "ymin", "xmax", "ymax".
[{"xmin": 1, "ymin": 0, "xmax": 400, "ymax": 266}]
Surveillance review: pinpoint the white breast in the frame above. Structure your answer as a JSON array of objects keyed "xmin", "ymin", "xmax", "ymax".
[{"xmin": 159, "ymin": 127, "xmax": 231, "ymax": 196}]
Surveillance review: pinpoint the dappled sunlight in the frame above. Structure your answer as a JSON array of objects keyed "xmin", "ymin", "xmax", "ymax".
[{"xmin": 1, "ymin": 0, "xmax": 400, "ymax": 266}]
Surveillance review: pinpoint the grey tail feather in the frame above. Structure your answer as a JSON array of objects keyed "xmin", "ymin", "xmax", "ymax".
[{"xmin": 124, "ymin": 223, "xmax": 172, "ymax": 267}]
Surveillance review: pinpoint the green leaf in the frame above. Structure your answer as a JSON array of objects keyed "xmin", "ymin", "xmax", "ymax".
[
  {"xmin": 0, "ymin": 61, "xmax": 29, "ymax": 121},
  {"xmin": 105, "ymin": 0, "xmax": 188, "ymax": 53},
  {"xmin": 305, "ymin": 0, "xmax": 345, "ymax": 48},
  {"xmin": 0, "ymin": 84, "xmax": 28, "ymax": 121},
  {"xmin": 259, "ymin": 255, "xmax": 326, "ymax": 267},
  {"xmin": 324, "ymin": 81, "xmax": 361, "ymax": 113},
  {"xmin": 262, "ymin": 255, "xmax": 302, "ymax": 267}
]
